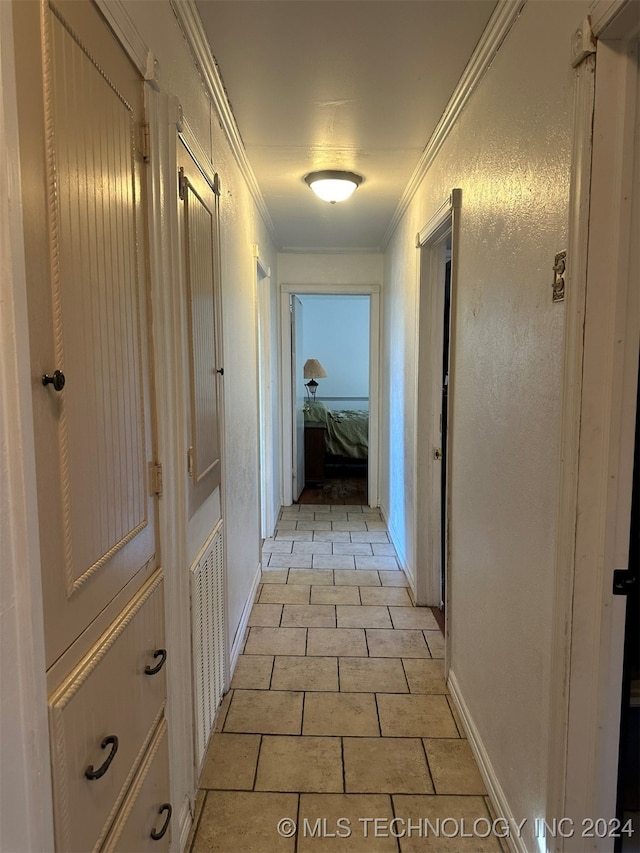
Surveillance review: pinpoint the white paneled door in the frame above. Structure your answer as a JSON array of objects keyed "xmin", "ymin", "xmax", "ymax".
[{"xmin": 16, "ymin": 0, "xmax": 158, "ymax": 667}]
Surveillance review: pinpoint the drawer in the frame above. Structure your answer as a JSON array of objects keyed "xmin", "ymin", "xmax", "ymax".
[
  {"xmin": 101, "ymin": 718, "xmax": 171, "ymax": 853},
  {"xmin": 49, "ymin": 571, "xmax": 166, "ymax": 853}
]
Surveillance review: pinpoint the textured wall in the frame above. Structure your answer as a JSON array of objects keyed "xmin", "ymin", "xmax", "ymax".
[{"xmin": 382, "ymin": 1, "xmax": 589, "ymax": 844}]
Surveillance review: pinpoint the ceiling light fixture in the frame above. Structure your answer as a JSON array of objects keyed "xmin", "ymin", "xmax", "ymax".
[{"xmin": 304, "ymin": 170, "xmax": 363, "ymax": 204}]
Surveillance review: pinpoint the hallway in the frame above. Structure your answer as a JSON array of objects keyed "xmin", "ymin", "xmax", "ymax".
[{"xmin": 188, "ymin": 505, "xmax": 501, "ymax": 852}]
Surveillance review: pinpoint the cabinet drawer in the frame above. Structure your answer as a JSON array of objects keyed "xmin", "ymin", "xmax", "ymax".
[
  {"xmin": 101, "ymin": 718, "xmax": 171, "ymax": 853},
  {"xmin": 49, "ymin": 571, "xmax": 166, "ymax": 853}
]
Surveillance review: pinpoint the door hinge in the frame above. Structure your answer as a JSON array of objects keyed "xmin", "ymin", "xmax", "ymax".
[
  {"xmin": 552, "ymin": 250, "xmax": 566, "ymax": 303},
  {"xmin": 149, "ymin": 462, "xmax": 163, "ymax": 497},
  {"xmin": 178, "ymin": 166, "xmax": 187, "ymax": 201},
  {"xmin": 187, "ymin": 446, "xmax": 194, "ymax": 477},
  {"xmin": 613, "ymin": 569, "xmax": 637, "ymax": 596},
  {"xmin": 213, "ymin": 172, "xmax": 221, "ymax": 196},
  {"xmin": 139, "ymin": 123, "xmax": 150, "ymax": 163}
]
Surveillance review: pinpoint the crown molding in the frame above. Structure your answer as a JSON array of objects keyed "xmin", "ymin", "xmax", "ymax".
[
  {"xmin": 382, "ymin": 0, "xmax": 527, "ymax": 249},
  {"xmin": 170, "ymin": 0, "xmax": 280, "ymax": 248}
]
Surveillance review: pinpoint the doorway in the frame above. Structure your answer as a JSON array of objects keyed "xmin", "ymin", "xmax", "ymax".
[
  {"xmin": 280, "ymin": 284, "xmax": 381, "ymax": 508},
  {"xmin": 414, "ymin": 190, "xmax": 460, "ymax": 631}
]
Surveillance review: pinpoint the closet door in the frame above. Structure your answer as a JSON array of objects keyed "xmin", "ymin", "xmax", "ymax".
[
  {"xmin": 178, "ymin": 140, "xmax": 223, "ymax": 516},
  {"xmin": 15, "ymin": 0, "xmax": 158, "ymax": 667}
]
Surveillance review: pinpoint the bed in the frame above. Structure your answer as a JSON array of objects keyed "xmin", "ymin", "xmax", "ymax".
[{"xmin": 304, "ymin": 400, "xmax": 368, "ymax": 462}]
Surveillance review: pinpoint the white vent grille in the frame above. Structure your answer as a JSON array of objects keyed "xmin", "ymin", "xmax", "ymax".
[{"xmin": 190, "ymin": 522, "xmax": 225, "ymax": 770}]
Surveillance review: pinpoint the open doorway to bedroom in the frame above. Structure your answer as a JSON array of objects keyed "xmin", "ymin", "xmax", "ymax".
[
  {"xmin": 296, "ymin": 294, "xmax": 370, "ymax": 505},
  {"xmin": 280, "ymin": 284, "xmax": 381, "ymax": 509}
]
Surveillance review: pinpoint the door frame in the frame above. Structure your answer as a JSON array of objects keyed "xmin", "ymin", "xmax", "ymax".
[
  {"xmin": 547, "ymin": 4, "xmax": 640, "ymax": 846},
  {"xmin": 279, "ymin": 283, "xmax": 381, "ymax": 507},
  {"xmin": 414, "ymin": 190, "xmax": 461, "ymax": 645},
  {"xmin": 254, "ymin": 246, "xmax": 277, "ymax": 537}
]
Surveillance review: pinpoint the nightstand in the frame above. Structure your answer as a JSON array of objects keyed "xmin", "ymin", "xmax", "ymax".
[{"xmin": 304, "ymin": 422, "xmax": 326, "ymax": 486}]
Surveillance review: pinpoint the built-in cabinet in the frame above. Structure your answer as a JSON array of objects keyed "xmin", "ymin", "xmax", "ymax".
[{"xmin": 13, "ymin": 1, "xmax": 171, "ymax": 848}]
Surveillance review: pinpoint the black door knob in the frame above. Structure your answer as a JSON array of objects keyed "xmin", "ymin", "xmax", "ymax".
[{"xmin": 42, "ymin": 370, "xmax": 66, "ymax": 391}]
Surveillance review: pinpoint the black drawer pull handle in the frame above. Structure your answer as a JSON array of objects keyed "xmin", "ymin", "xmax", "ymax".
[
  {"xmin": 144, "ymin": 648, "xmax": 167, "ymax": 675},
  {"xmin": 150, "ymin": 803, "xmax": 172, "ymax": 841},
  {"xmin": 85, "ymin": 735, "xmax": 118, "ymax": 780},
  {"xmin": 42, "ymin": 370, "xmax": 66, "ymax": 391}
]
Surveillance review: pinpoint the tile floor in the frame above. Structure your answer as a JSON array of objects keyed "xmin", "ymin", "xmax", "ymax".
[{"xmin": 189, "ymin": 505, "xmax": 503, "ymax": 853}]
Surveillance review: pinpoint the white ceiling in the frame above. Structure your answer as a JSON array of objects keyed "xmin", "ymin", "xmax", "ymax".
[{"xmin": 195, "ymin": 0, "xmax": 498, "ymax": 252}]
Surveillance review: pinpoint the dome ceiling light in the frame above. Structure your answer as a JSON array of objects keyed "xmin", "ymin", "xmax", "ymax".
[{"xmin": 304, "ymin": 170, "xmax": 363, "ymax": 204}]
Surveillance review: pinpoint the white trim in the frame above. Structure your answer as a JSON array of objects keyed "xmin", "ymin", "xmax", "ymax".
[
  {"xmin": 279, "ymin": 284, "xmax": 381, "ymax": 508},
  {"xmin": 0, "ymin": 5, "xmax": 55, "ymax": 848},
  {"xmin": 561, "ymin": 20, "xmax": 639, "ymax": 846},
  {"xmin": 94, "ymin": 0, "xmax": 159, "ymax": 87},
  {"xmin": 229, "ymin": 562, "xmax": 262, "ymax": 676},
  {"xmin": 253, "ymin": 243, "xmax": 271, "ymax": 279},
  {"xmin": 179, "ymin": 113, "xmax": 215, "ymax": 186},
  {"xmin": 589, "ymin": 0, "xmax": 639, "ymax": 38},
  {"xmin": 177, "ymin": 795, "xmax": 193, "ymax": 853},
  {"xmin": 545, "ymin": 47, "xmax": 596, "ymax": 851},
  {"xmin": 170, "ymin": 0, "xmax": 280, "ymax": 248},
  {"xmin": 382, "ymin": 0, "xmax": 525, "ymax": 248},
  {"xmin": 448, "ymin": 673, "xmax": 527, "ymax": 853},
  {"xmin": 255, "ymin": 248, "xmax": 275, "ymax": 539},
  {"xmin": 144, "ymin": 86, "xmax": 197, "ymax": 830}
]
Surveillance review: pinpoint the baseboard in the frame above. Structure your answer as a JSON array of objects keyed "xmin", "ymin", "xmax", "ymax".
[
  {"xmin": 447, "ymin": 671, "xmax": 528, "ymax": 853},
  {"xmin": 381, "ymin": 506, "xmax": 416, "ymax": 595},
  {"xmin": 228, "ymin": 561, "xmax": 262, "ymax": 679},
  {"xmin": 178, "ymin": 794, "xmax": 192, "ymax": 852}
]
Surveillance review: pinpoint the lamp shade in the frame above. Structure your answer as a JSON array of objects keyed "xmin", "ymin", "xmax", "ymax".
[
  {"xmin": 304, "ymin": 170, "xmax": 363, "ymax": 204},
  {"xmin": 303, "ymin": 358, "xmax": 327, "ymax": 379}
]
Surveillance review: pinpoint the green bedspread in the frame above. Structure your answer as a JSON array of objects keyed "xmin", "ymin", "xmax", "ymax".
[{"xmin": 304, "ymin": 401, "xmax": 368, "ymax": 459}]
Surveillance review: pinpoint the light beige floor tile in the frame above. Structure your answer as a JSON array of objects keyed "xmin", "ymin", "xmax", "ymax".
[
  {"xmin": 214, "ymin": 690, "xmax": 233, "ymax": 732},
  {"xmin": 334, "ymin": 570, "xmax": 381, "ymax": 586},
  {"xmin": 305, "ymin": 503, "xmax": 330, "ymax": 512},
  {"xmin": 344, "ymin": 737, "xmax": 433, "ymax": 793},
  {"xmin": 424, "ymin": 629, "xmax": 445, "ymax": 658},
  {"xmin": 199, "ymin": 733, "xmax": 261, "ymax": 789},
  {"xmin": 298, "ymin": 794, "xmax": 397, "ymax": 852},
  {"xmin": 224, "ymin": 689, "xmax": 303, "ymax": 734},
  {"xmin": 377, "ymin": 694, "xmax": 458, "ymax": 737},
  {"xmin": 292, "ymin": 541, "xmax": 333, "ymax": 555},
  {"xmin": 259, "ymin": 585, "xmax": 311, "ymax": 605},
  {"xmin": 231, "ymin": 655, "xmax": 274, "ymax": 689},
  {"xmin": 350, "ymin": 531, "xmax": 390, "ymax": 543},
  {"xmin": 366, "ymin": 629, "xmax": 430, "ymax": 658},
  {"xmin": 402, "ymin": 659, "xmax": 448, "ymax": 694},
  {"xmin": 275, "ymin": 520, "xmax": 298, "ymax": 531},
  {"xmin": 296, "ymin": 520, "xmax": 333, "ymax": 531},
  {"xmin": 339, "ymin": 657, "xmax": 408, "ymax": 693},
  {"xmin": 271, "ymin": 656, "xmax": 339, "ymax": 691},
  {"xmin": 332, "ymin": 542, "xmax": 374, "ymax": 556},
  {"xmin": 336, "ymin": 605, "xmax": 392, "ymax": 629},
  {"xmin": 262, "ymin": 567, "xmax": 290, "ymax": 582},
  {"xmin": 372, "ymin": 544, "xmax": 397, "ymax": 556},
  {"xmin": 282, "ymin": 604, "xmax": 336, "ymax": 628},
  {"xmin": 263, "ymin": 539, "xmax": 294, "ymax": 553},
  {"xmin": 378, "ymin": 571, "xmax": 410, "ymax": 588},
  {"xmin": 341, "ymin": 505, "xmax": 365, "ymax": 512},
  {"xmin": 193, "ymin": 791, "xmax": 297, "ymax": 853},
  {"xmin": 312, "ymin": 531, "xmax": 351, "ymax": 542},
  {"xmin": 360, "ymin": 586, "xmax": 411, "ymax": 605},
  {"xmin": 331, "ymin": 521, "xmax": 367, "ymax": 532},
  {"xmin": 288, "ymin": 569, "xmax": 334, "ymax": 585},
  {"xmin": 355, "ymin": 556, "xmax": 399, "ymax": 571},
  {"xmin": 276, "ymin": 530, "xmax": 313, "ymax": 541},
  {"xmin": 326, "ymin": 511, "xmax": 348, "ymax": 521},
  {"xmin": 365, "ymin": 521, "xmax": 388, "ymax": 531},
  {"xmin": 303, "ymin": 692, "xmax": 379, "ymax": 736},
  {"xmin": 423, "ymin": 739, "xmax": 486, "ymax": 794},
  {"xmin": 267, "ymin": 553, "xmax": 313, "ymax": 569},
  {"xmin": 311, "ymin": 585, "xmax": 360, "ymax": 605},
  {"xmin": 255, "ymin": 735, "xmax": 343, "ymax": 792},
  {"xmin": 244, "ymin": 626, "xmax": 307, "ymax": 656},
  {"xmin": 249, "ymin": 603, "xmax": 283, "ymax": 627},
  {"xmin": 389, "ymin": 606, "xmax": 438, "ymax": 630},
  {"xmin": 393, "ymin": 795, "xmax": 502, "ymax": 852},
  {"xmin": 312, "ymin": 554, "xmax": 356, "ymax": 570},
  {"xmin": 307, "ymin": 627, "xmax": 367, "ymax": 657}
]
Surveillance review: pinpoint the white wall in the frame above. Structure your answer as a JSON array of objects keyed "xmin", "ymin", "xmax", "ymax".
[
  {"xmin": 279, "ymin": 252, "xmax": 383, "ymax": 287},
  {"xmin": 299, "ymin": 295, "xmax": 370, "ymax": 407},
  {"xmin": 382, "ymin": 1, "xmax": 589, "ymax": 848}
]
